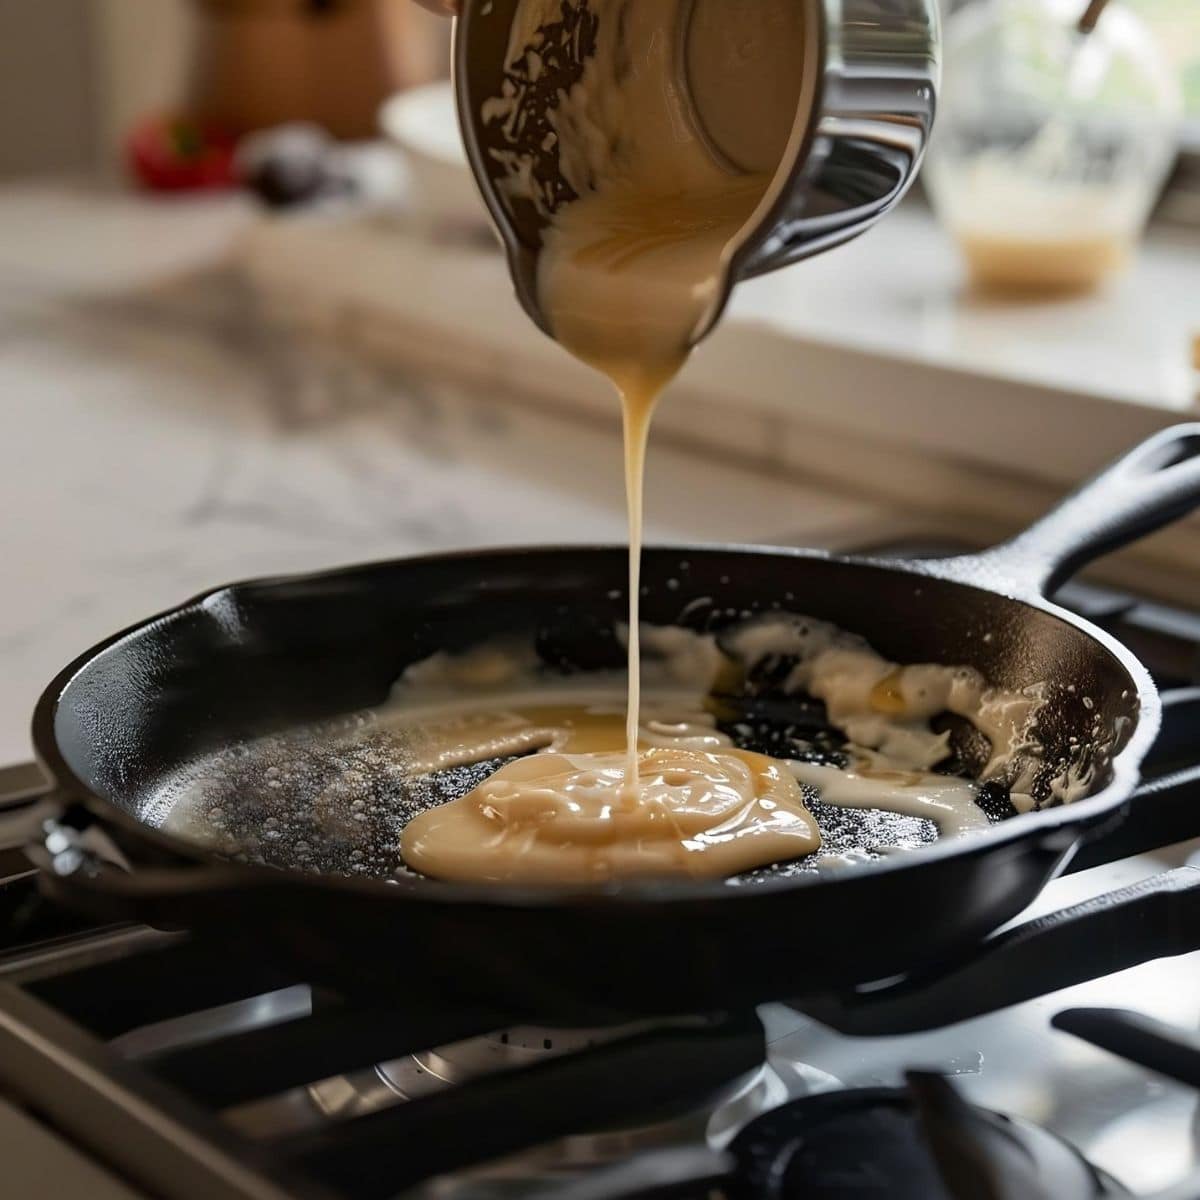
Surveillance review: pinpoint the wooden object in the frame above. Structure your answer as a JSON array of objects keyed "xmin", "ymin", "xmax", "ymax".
[{"xmin": 193, "ymin": 0, "xmax": 412, "ymax": 138}]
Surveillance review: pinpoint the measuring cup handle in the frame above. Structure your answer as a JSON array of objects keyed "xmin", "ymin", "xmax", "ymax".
[{"xmin": 947, "ymin": 425, "xmax": 1200, "ymax": 598}]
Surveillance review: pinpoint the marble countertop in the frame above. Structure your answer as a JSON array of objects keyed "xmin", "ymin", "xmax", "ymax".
[
  {"xmin": 0, "ymin": 182, "xmax": 894, "ymax": 768},
  {"xmin": 730, "ymin": 203, "xmax": 1200, "ymax": 413}
]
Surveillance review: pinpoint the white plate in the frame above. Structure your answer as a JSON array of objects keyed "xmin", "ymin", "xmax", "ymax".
[{"xmin": 379, "ymin": 81, "xmax": 488, "ymax": 227}]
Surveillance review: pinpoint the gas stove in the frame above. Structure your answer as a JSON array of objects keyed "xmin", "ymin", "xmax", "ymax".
[{"xmin": 1, "ymin": 549, "xmax": 1199, "ymax": 1200}]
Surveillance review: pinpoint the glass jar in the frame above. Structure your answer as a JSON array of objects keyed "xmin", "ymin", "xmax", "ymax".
[{"xmin": 924, "ymin": 0, "xmax": 1183, "ymax": 293}]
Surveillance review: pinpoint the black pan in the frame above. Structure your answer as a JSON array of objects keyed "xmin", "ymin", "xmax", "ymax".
[{"xmin": 27, "ymin": 426, "xmax": 1200, "ymax": 1024}]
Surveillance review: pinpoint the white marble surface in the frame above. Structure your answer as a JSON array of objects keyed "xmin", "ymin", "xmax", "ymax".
[{"xmin": 0, "ymin": 182, "xmax": 891, "ymax": 768}]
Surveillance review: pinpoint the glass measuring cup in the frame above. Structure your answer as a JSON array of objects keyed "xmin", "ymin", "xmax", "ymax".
[{"xmin": 925, "ymin": 0, "xmax": 1183, "ymax": 294}]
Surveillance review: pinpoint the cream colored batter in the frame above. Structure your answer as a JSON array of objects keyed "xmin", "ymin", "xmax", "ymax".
[
  {"xmin": 401, "ymin": 705, "xmax": 820, "ymax": 883},
  {"xmin": 401, "ymin": 0, "xmax": 1072, "ymax": 884},
  {"xmin": 395, "ymin": 617, "xmax": 1049, "ymax": 883},
  {"xmin": 454, "ymin": 0, "xmax": 809, "ymax": 878},
  {"xmin": 723, "ymin": 615, "xmax": 1045, "ymax": 781}
]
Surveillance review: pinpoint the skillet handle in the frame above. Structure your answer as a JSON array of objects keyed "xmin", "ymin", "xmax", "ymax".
[
  {"xmin": 798, "ymin": 863, "xmax": 1200, "ymax": 1036},
  {"xmin": 954, "ymin": 424, "xmax": 1200, "ymax": 597}
]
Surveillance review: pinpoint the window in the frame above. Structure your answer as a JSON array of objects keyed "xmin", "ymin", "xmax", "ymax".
[
  {"xmin": 1128, "ymin": 0, "xmax": 1200, "ymax": 223},
  {"xmin": 941, "ymin": 0, "xmax": 1200, "ymax": 222},
  {"xmin": 1128, "ymin": 0, "xmax": 1200, "ymax": 131}
]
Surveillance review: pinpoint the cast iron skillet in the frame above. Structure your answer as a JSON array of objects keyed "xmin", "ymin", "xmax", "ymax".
[{"xmin": 28, "ymin": 426, "xmax": 1200, "ymax": 1023}]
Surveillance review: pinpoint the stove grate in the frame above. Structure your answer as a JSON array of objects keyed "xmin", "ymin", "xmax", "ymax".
[{"xmin": 0, "ymin": 933, "xmax": 764, "ymax": 1200}]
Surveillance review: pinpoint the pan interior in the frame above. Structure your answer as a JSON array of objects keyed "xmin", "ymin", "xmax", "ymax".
[
  {"xmin": 148, "ymin": 684, "xmax": 952, "ymax": 885},
  {"xmin": 47, "ymin": 548, "xmax": 1144, "ymax": 885}
]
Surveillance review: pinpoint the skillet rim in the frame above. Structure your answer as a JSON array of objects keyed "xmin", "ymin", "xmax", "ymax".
[{"xmin": 29, "ymin": 542, "xmax": 1161, "ymax": 908}]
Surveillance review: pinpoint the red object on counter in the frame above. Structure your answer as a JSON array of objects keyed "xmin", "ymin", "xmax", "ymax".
[{"xmin": 126, "ymin": 116, "xmax": 240, "ymax": 192}]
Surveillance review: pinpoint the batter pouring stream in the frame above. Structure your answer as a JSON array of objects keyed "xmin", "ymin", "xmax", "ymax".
[
  {"xmin": 516, "ymin": 0, "xmax": 804, "ymax": 785},
  {"xmin": 406, "ymin": 0, "xmax": 813, "ymax": 881}
]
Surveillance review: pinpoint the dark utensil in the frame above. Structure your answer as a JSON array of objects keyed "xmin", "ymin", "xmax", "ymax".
[
  {"xmin": 24, "ymin": 426, "xmax": 1200, "ymax": 1022},
  {"xmin": 1078, "ymin": 0, "xmax": 1112, "ymax": 35}
]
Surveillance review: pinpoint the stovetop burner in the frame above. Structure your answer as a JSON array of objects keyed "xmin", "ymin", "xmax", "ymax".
[
  {"xmin": 555, "ymin": 1077, "xmax": 1127, "ymax": 1200},
  {"xmin": 762, "ymin": 1082, "xmax": 1116, "ymax": 1199}
]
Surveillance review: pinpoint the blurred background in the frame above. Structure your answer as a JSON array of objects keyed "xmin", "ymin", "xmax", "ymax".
[
  {"xmin": 2, "ymin": 1, "xmax": 1197, "ymax": 181},
  {"xmin": 0, "ymin": 1, "xmax": 449, "ymax": 175},
  {"xmin": 0, "ymin": 0, "xmax": 1199, "ymax": 765}
]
